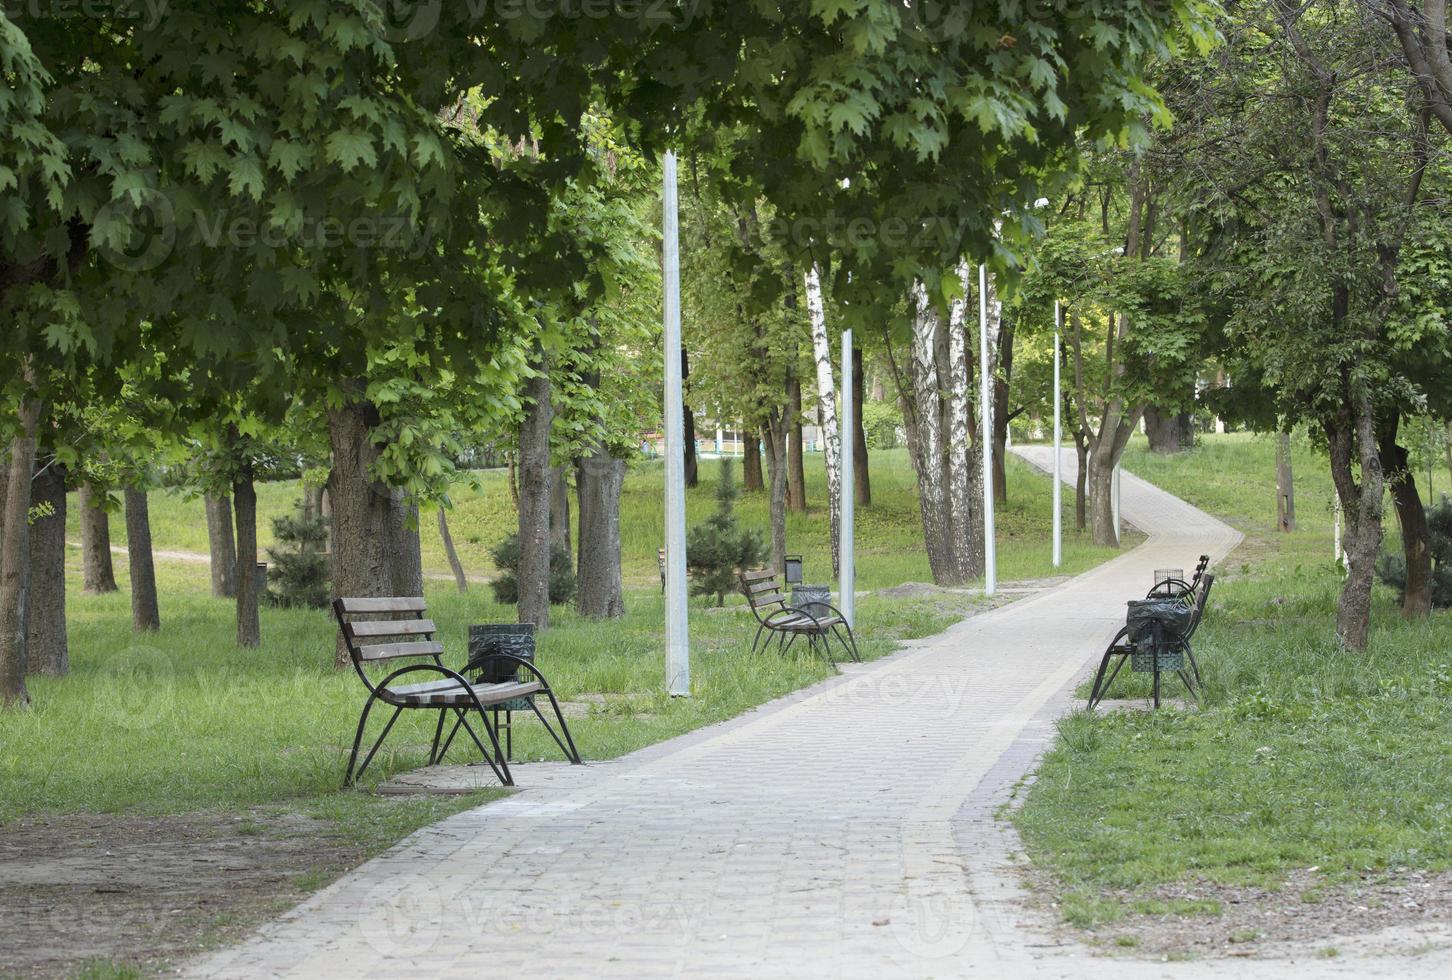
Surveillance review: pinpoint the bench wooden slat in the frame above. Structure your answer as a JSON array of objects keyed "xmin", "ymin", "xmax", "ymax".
[
  {"xmin": 741, "ymin": 569, "xmax": 776, "ymax": 582},
  {"xmin": 745, "ymin": 578, "xmax": 779, "ymax": 594},
  {"xmin": 348, "ymin": 618, "xmax": 437, "ymax": 638},
  {"xmin": 748, "ymin": 592, "xmax": 789, "ymax": 608},
  {"xmin": 388, "ymin": 678, "xmax": 543, "ymax": 707},
  {"xmin": 337, "ymin": 597, "xmax": 427, "ymax": 614},
  {"xmin": 357, "ymin": 640, "xmax": 446, "ymax": 662}
]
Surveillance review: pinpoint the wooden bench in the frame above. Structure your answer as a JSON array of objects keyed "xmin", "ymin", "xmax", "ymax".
[
  {"xmin": 1087, "ymin": 572, "xmax": 1214, "ymax": 709},
  {"xmin": 333, "ymin": 597, "xmax": 581, "ymax": 787},
  {"xmin": 738, "ymin": 569, "xmax": 860, "ymax": 665}
]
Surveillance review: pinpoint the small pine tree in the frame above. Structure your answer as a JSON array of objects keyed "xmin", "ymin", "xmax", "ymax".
[
  {"xmin": 686, "ymin": 459, "xmax": 766, "ymax": 606},
  {"xmin": 266, "ymin": 502, "xmax": 331, "ymax": 609},
  {"xmin": 488, "ymin": 534, "xmax": 577, "ymax": 606}
]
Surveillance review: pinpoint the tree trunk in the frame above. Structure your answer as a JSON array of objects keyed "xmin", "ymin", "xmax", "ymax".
[
  {"xmin": 303, "ymin": 484, "xmax": 325, "ymax": 524},
  {"xmin": 438, "ymin": 507, "xmax": 469, "ymax": 593},
  {"xmin": 682, "ymin": 348, "xmax": 699, "ymax": 489},
  {"xmin": 1380, "ymin": 423, "xmax": 1430, "ymax": 620},
  {"xmin": 1145, "ymin": 407, "xmax": 1192, "ymax": 454},
  {"xmin": 764, "ymin": 410, "xmax": 790, "ymax": 574},
  {"xmin": 0, "ymin": 393, "xmax": 42, "ymax": 708},
  {"xmin": 1073, "ymin": 430, "xmax": 1089, "ymax": 532},
  {"xmin": 910, "ymin": 284, "xmax": 960, "ymax": 585},
  {"xmin": 805, "ymin": 265, "xmax": 842, "ymax": 574},
  {"xmin": 1275, "ymin": 431, "xmax": 1296, "ymax": 533},
  {"xmin": 1328, "ymin": 391, "xmax": 1384, "ymax": 651},
  {"xmin": 549, "ymin": 465, "xmax": 572, "ymax": 559},
  {"xmin": 125, "ymin": 487, "xmax": 161, "ymax": 632},
  {"xmin": 1066, "ymin": 310, "xmax": 1090, "ymax": 532},
  {"xmin": 787, "ymin": 372, "xmax": 807, "ymax": 512},
  {"xmin": 79, "ymin": 484, "xmax": 118, "ymax": 594},
  {"xmin": 742, "ymin": 431, "xmax": 765, "ymax": 492},
  {"xmin": 387, "ymin": 489, "xmax": 424, "ymax": 597},
  {"xmin": 991, "ymin": 314, "xmax": 1015, "ymax": 505},
  {"xmin": 575, "ymin": 450, "xmax": 626, "ymax": 618},
  {"xmin": 518, "ymin": 359, "xmax": 553, "ymax": 630},
  {"xmin": 327, "ymin": 385, "xmax": 394, "ymax": 667},
  {"xmin": 27, "ymin": 459, "xmax": 67, "ymax": 676},
  {"xmin": 853, "ymin": 345, "xmax": 871, "ymax": 507},
  {"xmin": 1087, "ymin": 447, "xmax": 1119, "ymax": 548},
  {"xmin": 205, "ymin": 494, "xmax": 237, "ymax": 598},
  {"xmin": 943, "ymin": 266, "xmax": 978, "ymax": 583},
  {"xmin": 232, "ymin": 452, "xmax": 261, "ymax": 648}
]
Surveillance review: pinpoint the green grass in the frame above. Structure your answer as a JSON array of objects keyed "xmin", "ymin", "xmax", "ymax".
[
  {"xmin": 1014, "ymin": 432, "xmax": 1452, "ymax": 927},
  {"xmin": 6, "ymin": 447, "xmax": 1119, "ymax": 826}
]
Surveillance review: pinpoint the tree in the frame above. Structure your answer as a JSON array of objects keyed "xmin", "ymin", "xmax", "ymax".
[
  {"xmin": 78, "ymin": 484, "xmax": 118, "ymax": 595},
  {"xmin": 686, "ymin": 461, "xmax": 766, "ymax": 607},
  {"xmin": 1173, "ymin": 0, "xmax": 1446, "ymax": 645}
]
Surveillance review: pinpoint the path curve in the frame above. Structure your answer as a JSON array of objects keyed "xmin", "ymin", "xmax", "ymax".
[{"xmin": 187, "ymin": 449, "xmax": 1448, "ymax": 978}]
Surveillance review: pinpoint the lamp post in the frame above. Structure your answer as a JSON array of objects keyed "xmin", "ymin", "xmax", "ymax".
[
  {"xmin": 662, "ymin": 151, "xmax": 689, "ymax": 697},
  {"xmin": 1052, "ymin": 299, "xmax": 1062, "ymax": 568},
  {"xmin": 839, "ymin": 329, "xmax": 855, "ymax": 627},
  {"xmin": 979, "ymin": 264, "xmax": 996, "ymax": 596}
]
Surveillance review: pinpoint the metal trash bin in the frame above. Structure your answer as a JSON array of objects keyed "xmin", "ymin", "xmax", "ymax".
[{"xmin": 791, "ymin": 585, "xmax": 833, "ymax": 620}]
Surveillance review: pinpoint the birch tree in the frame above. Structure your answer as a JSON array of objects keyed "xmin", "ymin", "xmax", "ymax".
[
  {"xmin": 806, "ymin": 265, "xmax": 842, "ymax": 575},
  {"xmin": 945, "ymin": 262, "xmax": 978, "ymax": 583}
]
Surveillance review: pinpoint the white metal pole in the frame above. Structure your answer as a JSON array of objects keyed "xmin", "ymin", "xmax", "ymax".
[
  {"xmin": 662, "ymin": 151, "xmax": 690, "ymax": 697},
  {"xmin": 979, "ymin": 264, "xmax": 996, "ymax": 595},
  {"xmin": 839, "ymin": 329, "xmax": 856, "ymax": 628},
  {"xmin": 1052, "ymin": 300, "xmax": 1062, "ymax": 568}
]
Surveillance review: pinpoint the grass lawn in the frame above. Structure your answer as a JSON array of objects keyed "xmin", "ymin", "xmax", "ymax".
[{"xmin": 1013, "ymin": 432, "xmax": 1452, "ymax": 936}]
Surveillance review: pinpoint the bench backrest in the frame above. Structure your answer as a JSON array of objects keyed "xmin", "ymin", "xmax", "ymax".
[
  {"xmin": 1184, "ymin": 573, "xmax": 1214, "ymax": 640},
  {"xmin": 740, "ymin": 569, "xmax": 788, "ymax": 612},
  {"xmin": 332, "ymin": 597, "xmax": 444, "ymax": 669}
]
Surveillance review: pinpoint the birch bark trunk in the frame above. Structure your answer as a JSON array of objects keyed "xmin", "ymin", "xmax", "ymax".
[
  {"xmin": 805, "ymin": 265, "xmax": 842, "ymax": 575},
  {"xmin": 945, "ymin": 262, "xmax": 977, "ymax": 582},
  {"xmin": 911, "ymin": 283, "xmax": 959, "ymax": 584}
]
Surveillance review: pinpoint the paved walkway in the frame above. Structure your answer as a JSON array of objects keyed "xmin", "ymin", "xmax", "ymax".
[{"xmin": 188, "ymin": 449, "xmax": 1448, "ymax": 978}]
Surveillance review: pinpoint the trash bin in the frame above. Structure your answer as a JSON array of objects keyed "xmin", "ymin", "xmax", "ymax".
[{"xmin": 791, "ymin": 585, "xmax": 833, "ymax": 620}]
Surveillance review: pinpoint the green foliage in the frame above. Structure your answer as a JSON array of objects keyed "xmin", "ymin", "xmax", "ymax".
[
  {"xmin": 265, "ymin": 503, "xmax": 331, "ymax": 610},
  {"xmin": 488, "ymin": 534, "xmax": 577, "ymax": 607},
  {"xmin": 686, "ymin": 460, "xmax": 766, "ymax": 606},
  {"xmin": 862, "ymin": 400, "xmax": 903, "ymax": 450}
]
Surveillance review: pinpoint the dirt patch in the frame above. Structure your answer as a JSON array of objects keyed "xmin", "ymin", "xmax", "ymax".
[
  {"xmin": 1025, "ymin": 866, "xmax": 1452, "ymax": 960},
  {"xmin": 0, "ymin": 809, "xmax": 367, "ymax": 978}
]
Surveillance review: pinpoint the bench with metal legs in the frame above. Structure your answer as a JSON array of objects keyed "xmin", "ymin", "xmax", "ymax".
[
  {"xmin": 1088, "ymin": 573, "xmax": 1216, "ymax": 708},
  {"xmin": 739, "ymin": 569, "xmax": 861, "ymax": 665},
  {"xmin": 333, "ymin": 597, "xmax": 582, "ymax": 787}
]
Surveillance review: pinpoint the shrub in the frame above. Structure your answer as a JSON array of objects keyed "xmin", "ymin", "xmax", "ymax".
[
  {"xmin": 265, "ymin": 503, "xmax": 331, "ymax": 609},
  {"xmin": 686, "ymin": 459, "xmax": 766, "ymax": 606},
  {"xmin": 1376, "ymin": 499, "xmax": 1452, "ymax": 608},
  {"xmin": 488, "ymin": 534, "xmax": 577, "ymax": 606},
  {"xmin": 862, "ymin": 400, "xmax": 904, "ymax": 450}
]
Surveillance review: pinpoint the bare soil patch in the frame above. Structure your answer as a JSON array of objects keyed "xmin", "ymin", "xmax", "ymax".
[
  {"xmin": 1025, "ymin": 866, "xmax": 1452, "ymax": 960},
  {"xmin": 0, "ymin": 809, "xmax": 366, "ymax": 978}
]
